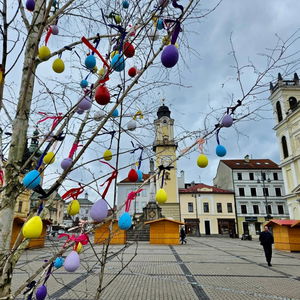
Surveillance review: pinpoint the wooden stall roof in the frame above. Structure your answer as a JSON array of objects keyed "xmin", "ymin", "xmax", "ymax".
[
  {"xmin": 145, "ymin": 218, "xmax": 185, "ymax": 225},
  {"xmin": 14, "ymin": 216, "xmax": 52, "ymax": 225},
  {"xmin": 265, "ymin": 219, "xmax": 299, "ymax": 227}
]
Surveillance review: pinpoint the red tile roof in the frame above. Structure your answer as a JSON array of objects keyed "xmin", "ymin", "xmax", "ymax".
[
  {"xmin": 118, "ymin": 173, "xmax": 150, "ymax": 184},
  {"xmin": 221, "ymin": 159, "xmax": 279, "ymax": 170},
  {"xmin": 179, "ymin": 183, "xmax": 234, "ymax": 194},
  {"xmin": 265, "ymin": 219, "xmax": 299, "ymax": 227}
]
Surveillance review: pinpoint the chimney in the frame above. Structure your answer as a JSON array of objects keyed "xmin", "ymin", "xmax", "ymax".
[{"xmin": 244, "ymin": 155, "xmax": 250, "ymax": 163}]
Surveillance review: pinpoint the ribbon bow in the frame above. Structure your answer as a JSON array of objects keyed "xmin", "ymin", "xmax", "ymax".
[
  {"xmin": 37, "ymin": 112, "xmax": 63, "ymax": 131},
  {"xmin": 62, "ymin": 185, "xmax": 84, "ymax": 201},
  {"xmin": 58, "ymin": 233, "xmax": 89, "ymax": 249},
  {"xmin": 99, "ymin": 161, "xmax": 118, "ymax": 199},
  {"xmin": 125, "ymin": 189, "xmax": 143, "ymax": 212}
]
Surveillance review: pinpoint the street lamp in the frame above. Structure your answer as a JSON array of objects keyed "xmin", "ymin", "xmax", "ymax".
[{"xmin": 256, "ymin": 171, "xmax": 272, "ymax": 220}]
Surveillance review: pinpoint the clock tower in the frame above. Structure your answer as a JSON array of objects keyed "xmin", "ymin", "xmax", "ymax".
[{"xmin": 153, "ymin": 103, "xmax": 180, "ymax": 220}]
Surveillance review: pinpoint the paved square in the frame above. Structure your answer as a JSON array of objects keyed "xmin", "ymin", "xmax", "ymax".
[{"xmin": 13, "ymin": 237, "xmax": 300, "ymax": 299}]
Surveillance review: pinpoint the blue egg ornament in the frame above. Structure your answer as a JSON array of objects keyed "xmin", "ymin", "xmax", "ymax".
[
  {"xmin": 137, "ymin": 169, "xmax": 143, "ymax": 182},
  {"xmin": 122, "ymin": 0, "xmax": 129, "ymax": 8},
  {"xmin": 85, "ymin": 55, "xmax": 96, "ymax": 70},
  {"xmin": 118, "ymin": 212, "xmax": 132, "ymax": 230},
  {"xmin": 80, "ymin": 79, "xmax": 88, "ymax": 88},
  {"xmin": 112, "ymin": 109, "xmax": 119, "ymax": 117},
  {"xmin": 111, "ymin": 54, "xmax": 125, "ymax": 72},
  {"xmin": 23, "ymin": 170, "xmax": 41, "ymax": 189},
  {"xmin": 157, "ymin": 19, "xmax": 164, "ymax": 30},
  {"xmin": 54, "ymin": 257, "xmax": 64, "ymax": 268},
  {"xmin": 216, "ymin": 145, "xmax": 227, "ymax": 157}
]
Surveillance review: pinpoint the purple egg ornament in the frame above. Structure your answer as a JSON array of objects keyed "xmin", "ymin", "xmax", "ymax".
[
  {"xmin": 64, "ymin": 250, "xmax": 80, "ymax": 272},
  {"xmin": 51, "ymin": 25, "xmax": 59, "ymax": 35},
  {"xmin": 161, "ymin": 45, "xmax": 179, "ymax": 68},
  {"xmin": 78, "ymin": 96, "xmax": 92, "ymax": 111},
  {"xmin": 61, "ymin": 158, "xmax": 73, "ymax": 170},
  {"xmin": 90, "ymin": 199, "xmax": 108, "ymax": 222},
  {"xmin": 26, "ymin": 0, "xmax": 35, "ymax": 11},
  {"xmin": 222, "ymin": 114, "xmax": 233, "ymax": 128},
  {"xmin": 36, "ymin": 285, "xmax": 47, "ymax": 300}
]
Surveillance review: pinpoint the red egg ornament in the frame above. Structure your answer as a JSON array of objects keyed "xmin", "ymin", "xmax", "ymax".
[
  {"xmin": 128, "ymin": 67, "xmax": 137, "ymax": 77},
  {"xmin": 123, "ymin": 42, "xmax": 135, "ymax": 58},
  {"xmin": 95, "ymin": 85, "xmax": 110, "ymax": 105},
  {"xmin": 161, "ymin": 45, "xmax": 179, "ymax": 68},
  {"xmin": 128, "ymin": 169, "xmax": 138, "ymax": 182}
]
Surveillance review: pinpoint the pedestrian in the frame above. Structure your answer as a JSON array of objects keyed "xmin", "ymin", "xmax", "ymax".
[
  {"xmin": 180, "ymin": 226, "xmax": 187, "ymax": 244},
  {"xmin": 259, "ymin": 225, "xmax": 274, "ymax": 266}
]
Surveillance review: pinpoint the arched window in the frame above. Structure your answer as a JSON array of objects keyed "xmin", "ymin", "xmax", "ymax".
[
  {"xmin": 288, "ymin": 97, "xmax": 298, "ymax": 110},
  {"xmin": 281, "ymin": 136, "xmax": 289, "ymax": 158},
  {"xmin": 276, "ymin": 101, "xmax": 283, "ymax": 122}
]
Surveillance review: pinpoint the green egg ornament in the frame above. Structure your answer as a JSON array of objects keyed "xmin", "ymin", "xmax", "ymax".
[
  {"xmin": 114, "ymin": 15, "xmax": 122, "ymax": 24},
  {"xmin": 22, "ymin": 216, "xmax": 43, "ymax": 238}
]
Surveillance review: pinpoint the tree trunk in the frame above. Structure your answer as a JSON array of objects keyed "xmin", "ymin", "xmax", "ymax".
[{"xmin": 0, "ymin": 1, "xmax": 46, "ymax": 297}]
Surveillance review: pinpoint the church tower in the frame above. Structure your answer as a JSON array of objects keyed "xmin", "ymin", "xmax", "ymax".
[
  {"xmin": 153, "ymin": 103, "xmax": 180, "ymax": 220},
  {"xmin": 269, "ymin": 73, "xmax": 300, "ymax": 219}
]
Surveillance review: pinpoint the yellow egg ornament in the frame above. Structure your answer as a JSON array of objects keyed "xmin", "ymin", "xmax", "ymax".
[
  {"xmin": 67, "ymin": 199, "xmax": 80, "ymax": 216},
  {"xmin": 98, "ymin": 67, "xmax": 105, "ymax": 76},
  {"xmin": 38, "ymin": 46, "xmax": 51, "ymax": 61},
  {"xmin": 76, "ymin": 242, "xmax": 83, "ymax": 253},
  {"xmin": 103, "ymin": 149, "xmax": 112, "ymax": 161},
  {"xmin": 110, "ymin": 51, "xmax": 119, "ymax": 59},
  {"xmin": 155, "ymin": 188, "xmax": 167, "ymax": 204},
  {"xmin": 43, "ymin": 152, "xmax": 56, "ymax": 164},
  {"xmin": 52, "ymin": 58, "xmax": 65, "ymax": 73},
  {"xmin": 22, "ymin": 216, "xmax": 43, "ymax": 239},
  {"xmin": 197, "ymin": 154, "xmax": 208, "ymax": 168}
]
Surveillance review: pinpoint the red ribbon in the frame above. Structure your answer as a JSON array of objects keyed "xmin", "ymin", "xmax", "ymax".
[
  {"xmin": 62, "ymin": 185, "xmax": 84, "ymax": 201},
  {"xmin": 68, "ymin": 143, "xmax": 83, "ymax": 158},
  {"xmin": 45, "ymin": 26, "xmax": 52, "ymax": 46},
  {"xmin": 37, "ymin": 112, "xmax": 63, "ymax": 131},
  {"xmin": 58, "ymin": 233, "xmax": 89, "ymax": 249},
  {"xmin": 0, "ymin": 169, "xmax": 4, "ymax": 186},
  {"xmin": 99, "ymin": 161, "xmax": 118, "ymax": 199},
  {"xmin": 125, "ymin": 189, "xmax": 143, "ymax": 212}
]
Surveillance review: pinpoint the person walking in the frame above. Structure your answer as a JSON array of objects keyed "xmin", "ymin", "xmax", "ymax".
[
  {"xmin": 259, "ymin": 225, "xmax": 274, "ymax": 266},
  {"xmin": 180, "ymin": 227, "xmax": 187, "ymax": 244}
]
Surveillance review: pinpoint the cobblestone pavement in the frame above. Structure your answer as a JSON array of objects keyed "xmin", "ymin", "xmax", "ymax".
[{"xmin": 13, "ymin": 237, "xmax": 300, "ymax": 300}]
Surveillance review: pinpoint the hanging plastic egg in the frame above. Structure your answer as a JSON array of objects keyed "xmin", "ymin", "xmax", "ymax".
[
  {"xmin": 76, "ymin": 108, "xmax": 84, "ymax": 115},
  {"xmin": 26, "ymin": 0, "xmax": 35, "ymax": 11},
  {"xmin": 52, "ymin": 58, "xmax": 65, "ymax": 73},
  {"xmin": 156, "ymin": 188, "xmax": 167, "ymax": 203},
  {"xmin": 128, "ymin": 169, "xmax": 138, "ymax": 182},
  {"xmin": 118, "ymin": 212, "xmax": 132, "ymax": 230},
  {"xmin": 222, "ymin": 114, "xmax": 233, "ymax": 127},
  {"xmin": 216, "ymin": 145, "xmax": 227, "ymax": 157},
  {"xmin": 54, "ymin": 257, "xmax": 64, "ymax": 268},
  {"xmin": 161, "ymin": 45, "xmax": 179, "ymax": 68},
  {"xmin": 38, "ymin": 46, "xmax": 51, "ymax": 61},
  {"xmin": 123, "ymin": 42, "xmax": 135, "ymax": 58},
  {"xmin": 197, "ymin": 154, "xmax": 208, "ymax": 168},
  {"xmin": 112, "ymin": 109, "xmax": 119, "ymax": 117},
  {"xmin": 98, "ymin": 67, "xmax": 106, "ymax": 77},
  {"xmin": 110, "ymin": 50, "xmax": 119, "ymax": 59},
  {"xmin": 64, "ymin": 250, "xmax": 80, "ymax": 272},
  {"xmin": 128, "ymin": 67, "xmax": 137, "ymax": 77},
  {"xmin": 157, "ymin": 19, "xmax": 164, "ymax": 30},
  {"xmin": 114, "ymin": 15, "xmax": 122, "ymax": 24},
  {"xmin": 111, "ymin": 54, "xmax": 125, "ymax": 72},
  {"xmin": 43, "ymin": 152, "xmax": 56, "ymax": 164},
  {"xmin": 90, "ymin": 199, "xmax": 108, "ymax": 222},
  {"xmin": 127, "ymin": 119, "xmax": 137, "ymax": 131},
  {"xmin": 137, "ymin": 169, "xmax": 143, "ymax": 182},
  {"xmin": 103, "ymin": 149, "xmax": 112, "ymax": 161},
  {"xmin": 95, "ymin": 85, "xmax": 110, "ymax": 105},
  {"xmin": 51, "ymin": 25, "xmax": 59, "ymax": 35},
  {"xmin": 22, "ymin": 216, "xmax": 43, "ymax": 238},
  {"xmin": 85, "ymin": 55, "xmax": 96, "ymax": 69},
  {"xmin": 80, "ymin": 79, "xmax": 88, "ymax": 88},
  {"xmin": 23, "ymin": 170, "xmax": 41, "ymax": 189},
  {"xmin": 122, "ymin": 0, "xmax": 129, "ymax": 8},
  {"xmin": 67, "ymin": 199, "xmax": 80, "ymax": 216},
  {"xmin": 36, "ymin": 285, "xmax": 47, "ymax": 300},
  {"xmin": 76, "ymin": 242, "xmax": 83, "ymax": 253},
  {"xmin": 78, "ymin": 96, "xmax": 92, "ymax": 111},
  {"xmin": 94, "ymin": 110, "xmax": 105, "ymax": 121},
  {"xmin": 61, "ymin": 158, "xmax": 73, "ymax": 170}
]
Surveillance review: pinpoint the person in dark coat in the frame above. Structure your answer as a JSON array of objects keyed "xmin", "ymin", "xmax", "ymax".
[
  {"xmin": 259, "ymin": 225, "xmax": 274, "ymax": 266},
  {"xmin": 180, "ymin": 227, "xmax": 187, "ymax": 244}
]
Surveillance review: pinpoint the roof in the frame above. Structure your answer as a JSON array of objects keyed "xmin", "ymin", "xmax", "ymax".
[
  {"xmin": 118, "ymin": 173, "xmax": 150, "ymax": 184},
  {"xmin": 78, "ymin": 197, "xmax": 94, "ymax": 205},
  {"xmin": 13, "ymin": 216, "xmax": 52, "ymax": 225},
  {"xmin": 179, "ymin": 183, "xmax": 234, "ymax": 194},
  {"xmin": 145, "ymin": 218, "xmax": 185, "ymax": 225},
  {"xmin": 220, "ymin": 159, "xmax": 280, "ymax": 170},
  {"xmin": 265, "ymin": 219, "xmax": 300, "ymax": 227}
]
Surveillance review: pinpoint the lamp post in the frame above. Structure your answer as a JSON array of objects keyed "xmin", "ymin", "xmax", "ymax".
[
  {"xmin": 257, "ymin": 171, "xmax": 272, "ymax": 220},
  {"xmin": 191, "ymin": 181, "xmax": 200, "ymax": 236}
]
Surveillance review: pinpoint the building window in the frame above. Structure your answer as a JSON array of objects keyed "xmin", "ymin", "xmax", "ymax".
[
  {"xmin": 250, "ymin": 188, "xmax": 257, "ymax": 196},
  {"xmin": 18, "ymin": 201, "xmax": 23, "ymax": 213},
  {"xmin": 227, "ymin": 203, "xmax": 233, "ymax": 213},
  {"xmin": 255, "ymin": 222, "xmax": 261, "ymax": 235},
  {"xmin": 203, "ymin": 202, "xmax": 209, "ymax": 213},
  {"xmin": 249, "ymin": 173, "xmax": 254, "ymax": 180},
  {"xmin": 273, "ymin": 173, "xmax": 278, "ymax": 180},
  {"xmin": 275, "ymin": 188, "xmax": 281, "ymax": 196},
  {"xmin": 253, "ymin": 205, "xmax": 259, "ymax": 214},
  {"xmin": 288, "ymin": 96, "xmax": 298, "ymax": 110},
  {"xmin": 276, "ymin": 101, "xmax": 283, "ymax": 122},
  {"xmin": 239, "ymin": 188, "xmax": 245, "ymax": 196},
  {"xmin": 281, "ymin": 136, "xmax": 289, "ymax": 158},
  {"xmin": 217, "ymin": 203, "xmax": 222, "ymax": 213},
  {"xmin": 241, "ymin": 205, "xmax": 247, "ymax": 214},
  {"xmin": 263, "ymin": 188, "xmax": 269, "ymax": 197},
  {"xmin": 267, "ymin": 205, "xmax": 272, "ymax": 214},
  {"xmin": 278, "ymin": 205, "xmax": 284, "ymax": 214},
  {"xmin": 262, "ymin": 172, "xmax": 266, "ymax": 180},
  {"xmin": 237, "ymin": 173, "xmax": 242, "ymax": 180},
  {"xmin": 188, "ymin": 202, "xmax": 194, "ymax": 213}
]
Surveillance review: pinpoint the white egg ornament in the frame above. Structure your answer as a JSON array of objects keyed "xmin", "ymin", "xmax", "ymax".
[
  {"xmin": 94, "ymin": 110, "xmax": 105, "ymax": 121},
  {"xmin": 127, "ymin": 119, "xmax": 137, "ymax": 131}
]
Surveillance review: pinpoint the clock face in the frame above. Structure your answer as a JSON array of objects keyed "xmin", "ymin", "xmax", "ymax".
[{"xmin": 149, "ymin": 211, "xmax": 156, "ymax": 218}]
